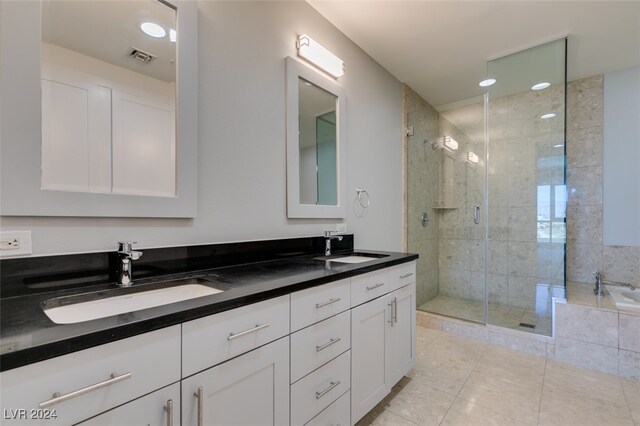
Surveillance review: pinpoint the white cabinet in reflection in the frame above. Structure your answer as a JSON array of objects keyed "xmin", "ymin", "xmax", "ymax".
[{"xmin": 40, "ymin": 42, "xmax": 176, "ymax": 198}]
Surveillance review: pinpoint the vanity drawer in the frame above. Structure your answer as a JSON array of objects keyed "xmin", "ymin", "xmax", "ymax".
[
  {"xmin": 290, "ymin": 350, "xmax": 351, "ymax": 426},
  {"xmin": 182, "ymin": 294, "xmax": 290, "ymax": 377},
  {"xmin": 351, "ymin": 269, "xmax": 390, "ymax": 307},
  {"xmin": 0, "ymin": 326, "xmax": 180, "ymax": 426},
  {"xmin": 291, "ymin": 278, "xmax": 350, "ymax": 331},
  {"xmin": 305, "ymin": 390, "xmax": 350, "ymax": 426},
  {"xmin": 290, "ymin": 310, "xmax": 351, "ymax": 383},
  {"xmin": 389, "ymin": 261, "xmax": 416, "ymax": 291}
]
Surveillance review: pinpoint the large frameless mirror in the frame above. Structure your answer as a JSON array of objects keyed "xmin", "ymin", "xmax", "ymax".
[{"xmin": 286, "ymin": 57, "xmax": 346, "ymax": 218}]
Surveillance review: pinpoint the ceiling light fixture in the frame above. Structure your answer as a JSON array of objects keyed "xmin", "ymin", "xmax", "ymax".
[
  {"xmin": 140, "ymin": 22, "xmax": 166, "ymax": 38},
  {"xmin": 467, "ymin": 152, "xmax": 479, "ymax": 163},
  {"xmin": 531, "ymin": 82, "xmax": 551, "ymax": 91},
  {"xmin": 541, "ymin": 113, "xmax": 556, "ymax": 119},
  {"xmin": 296, "ymin": 34, "xmax": 344, "ymax": 78},
  {"xmin": 169, "ymin": 29, "xmax": 176, "ymax": 43},
  {"xmin": 443, "ymin": 136, "xmax": 458, "ymax": 151},
  {"xmin": 479, "ymin": 78, "xmax": 496, "ymax": 87}
]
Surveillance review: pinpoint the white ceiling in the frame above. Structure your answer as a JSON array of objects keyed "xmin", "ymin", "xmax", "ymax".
[{"xmin": 307, "ymin": 1, "xmax": 640, "ymax": 108}]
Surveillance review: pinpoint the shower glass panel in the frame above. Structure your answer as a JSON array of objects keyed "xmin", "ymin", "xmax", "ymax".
[
  {"xmin": 408, "ymin": 96, "xmax": 487, "ymax": 324},
  {"xmin": 410, "ymin": 38, "xmax": 566, "ymax": 336},
  {"xmin": 485, "ymin": 39, "xmax": 567, "ymax": 335}
]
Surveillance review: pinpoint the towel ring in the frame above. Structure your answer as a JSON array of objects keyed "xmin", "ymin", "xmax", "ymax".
[{"xmin": 356, "ymin": 188, "xmax": 370, "ymax": 208}]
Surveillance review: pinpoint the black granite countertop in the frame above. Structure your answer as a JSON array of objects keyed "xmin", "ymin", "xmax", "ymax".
[{"xmin": 0, "ymin": 248, "xmax": 417, "ymax": 371}]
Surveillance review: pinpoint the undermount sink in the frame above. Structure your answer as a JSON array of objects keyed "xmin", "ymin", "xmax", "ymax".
[
  {"xmin": 316, "ymin": 252, "xmax": 389, "ymax": 264},
  {"xmin": 42, "ymin": 278, "xmax": 224, "ymax": 324}
]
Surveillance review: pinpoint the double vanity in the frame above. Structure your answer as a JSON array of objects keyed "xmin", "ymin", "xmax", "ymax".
[{"xmin": 0, "ymin": 235, "xmax": 417, "ymax": 425}]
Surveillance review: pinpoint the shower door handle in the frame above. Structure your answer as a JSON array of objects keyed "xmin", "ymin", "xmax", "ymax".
[{"xmin": 474, "ymin": 205, "xmax": 480, "ymax": 224}]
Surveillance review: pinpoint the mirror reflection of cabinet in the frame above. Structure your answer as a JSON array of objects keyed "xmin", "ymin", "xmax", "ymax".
[
  {"xmin": 286, "ymin": 57, "xmax": 346, "ymax": 219},
  {"xmin": 0, "ymin": 0, "xmax": 197, "ymax": 217},
  {"xmin": 40, "ymin": 0, "xmax": 176, "ymax": 198}
]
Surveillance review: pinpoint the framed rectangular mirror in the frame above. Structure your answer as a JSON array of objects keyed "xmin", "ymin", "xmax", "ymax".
[
  {"xmin": 286, "ymin": 56, "xmax": 346, "ymax": 218},
  {"xmin": 0, "ymin": 0, "xmax": 197, "ymax": 217}
]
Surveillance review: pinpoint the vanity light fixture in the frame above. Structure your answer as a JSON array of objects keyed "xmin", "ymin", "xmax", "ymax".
[
  {"xmin": 140, "ymin": 22, "xmax": 166, "ymax": 38},
  {"xmin": 296, "ymin": 34, "xmax": 344, "ymax": 78},
  {"xmin": 479, "ymin": 78, "xmax": 496, "ymax": 87},
  {"xmin": 541, "ymin": 113, "xmax": 556, "ymax": 119},
  {"xmin": 169, "ymin": 29, "xmax": 176, "ymax": 43},
  {"xmin": 467, "ymin": 152, "xmax": 479, "ymax": 163},
  {"xmin": 531, "ymin": 82, "xmax": 551, "ymax": 91}
]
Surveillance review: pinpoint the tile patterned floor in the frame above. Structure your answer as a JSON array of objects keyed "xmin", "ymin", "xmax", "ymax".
[
  {"xmin": 419, "ymin": 295, "xmax": 553, "ymax": 336},
  {"xmin": 357, "ymin": 326, "xmax": 640, "ymax": 426}
]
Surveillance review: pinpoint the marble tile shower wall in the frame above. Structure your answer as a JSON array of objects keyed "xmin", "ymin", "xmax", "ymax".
[
  {"xmin": 566, "ymin": 75, "xmax": 640, "ymax": 285},
  {"xmin": 404, "ymin": 85, "xmax": 440, "ymax": 306},
  {"xmin": 486, "ymin": 84, "xmax": 566, "ymax": 312}
]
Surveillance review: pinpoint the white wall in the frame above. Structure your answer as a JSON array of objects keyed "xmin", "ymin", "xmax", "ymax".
[
  {"xmin": 603, "ymin": 65, "xmax": 640, "ymax": 247},
  {"xmin": 0, "ymin": 1, "xmax": 403, "ymax": 255}
]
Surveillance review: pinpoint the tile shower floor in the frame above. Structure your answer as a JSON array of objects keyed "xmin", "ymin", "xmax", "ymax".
[
  {"xmin": 357, "ymin": 327, "xmax": 640, "ymax": 426},
  {"xmin": 419, "ymin": 295, "xmax": 553, "ymax": 336}
]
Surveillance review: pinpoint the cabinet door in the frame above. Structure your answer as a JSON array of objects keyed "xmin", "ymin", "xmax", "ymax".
[
  {"xmin": 350, "ymin": 294, "xmax": 391, "ymax": 424},
  {"xmin": 182, "ymin": 337, "xmax": 289, "ymax": 426},
  {"xmin": 387, "ymin": 282, "xmax": 416, "ymax": 386},
  {"xmin": 77, "ymin": 383, "xmax": 179, "ymax": 426}
]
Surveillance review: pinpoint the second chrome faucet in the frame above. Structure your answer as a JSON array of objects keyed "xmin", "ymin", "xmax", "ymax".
[{"xmin": 117, "ymin": 241, "xmax": 143, "ymax": 287}]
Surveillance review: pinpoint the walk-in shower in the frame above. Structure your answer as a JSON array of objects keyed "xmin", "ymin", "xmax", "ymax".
[{"xmin": 407, "ymin": 39, "xmax": 567, "ymax": 336}]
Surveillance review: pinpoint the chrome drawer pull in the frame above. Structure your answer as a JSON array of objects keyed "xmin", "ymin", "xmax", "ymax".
[
  {"xmin": 228, "ymin": 323, "xmax": 270, "ymax": 340},
  {"xmin": 316, "ymin": 337, "xmax": 341, "ymax": 352},
  {"xmin": 315, "ymin": 380, "xmax": 341, "ymax": 399},
  {"xmin": 39, "ymin": 372, "xmax": 132, "ymax": 408},
  {"xmin": 164, "ymin": 399, "xmax": 173, "ymax": 426},
  {"xmin": 315, "ymin": 298, "xmax": 342, "ymax": 309},
  {"xmin": 366, "ymin": 282, "xmax": 384, "ymax": 291},
  {"xmin": 194, "ymin": 386, "xmax": 204, "ymax": 426},
  {"xmin": 400, "ymin": 273, "xmax": 414, "ymax": 279}
]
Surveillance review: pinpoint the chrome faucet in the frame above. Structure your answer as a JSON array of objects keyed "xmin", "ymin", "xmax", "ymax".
[
  {"xmin": 324, "ymin": 231, "xmax": 343, "ymax": 256},
  {"xmin": 117, "ymin": 242, "xmax": 143, "ymax": 287},
  {"xmin": 594, "ymin": 271, "xmax": 635, "ymax": 296}
]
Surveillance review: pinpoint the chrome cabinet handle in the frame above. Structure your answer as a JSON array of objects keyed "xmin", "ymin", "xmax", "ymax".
[
  {"xmin": 194, "ymin": 386, "xmax": 204, "ymax": 426},
  {"xmin": 228, "ymin": 323, "xmax": 270, "ymax": 341},
  {"xmin": 366, "ymin": 282, "xmax": 384, "ymax": 291},
  {"xmin": 39, "ymin": 372, "xmax": 132, "ymax": 408},
  {"xmin": 388, "ymin": 301, "xmax": 394, "ymax": 326},
  {"xmin": 393, "ymin": 298, "xmax": 398, "ymax": 324},
  {"xmin": 315, "ymin": 380, "xmax": 341, "ymax": 399},
  {"xmin": 399, "ymin": 273, "xmax": 414, "ymax": 279},
  {"xmin": 164, "ymin": 399, "xmax": 173, "ymax": 426},
  {"xmin": 474, "ymin": 205, "xmax": 480, "ymax": 225},
  {"xmin": 315, "ymin": 298, "xmax": 341, "ymax": 309},
  {"xmin": 316, "ymin": 337, "xmax": 341, "ymax": 352}
]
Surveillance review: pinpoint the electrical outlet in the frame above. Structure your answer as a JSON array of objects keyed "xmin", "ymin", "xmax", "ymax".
[
  {"xmin": 0, "ymin": 231, "xmax": 32, "ymax": 257},
  {"xmin": 336, "ymin": 223, "xmax": 347, "ymax": 234}
]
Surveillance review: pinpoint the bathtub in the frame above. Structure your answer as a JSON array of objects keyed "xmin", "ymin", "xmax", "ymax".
[{"xmin": 606, "ymin": 285, "xmax": 640, "ymax": 311}]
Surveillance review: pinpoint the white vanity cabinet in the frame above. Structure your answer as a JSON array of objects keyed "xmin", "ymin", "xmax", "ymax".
[
  {"xmin": 77, "ymin": 383, "xmax": 180, "ymax": 426},
  {"xmin": 351, "ymin": 265, "xmax": 416, "ymax": 425},
  {"xmin": 181, "ymin": 337, "xmax": 290, "ymax": 426},
  {"xmin": 0, "ymin": 326, "xmax": 181, "ymax": 425}
]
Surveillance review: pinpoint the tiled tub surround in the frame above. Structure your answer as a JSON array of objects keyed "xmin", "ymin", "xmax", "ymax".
[
  {"xmin": 0, "ymin": 235, "xmax": 418, "ymax": 371},
  {"xmin": 554, "ymin": 282, "xmax": 640, "ymax": 380}
]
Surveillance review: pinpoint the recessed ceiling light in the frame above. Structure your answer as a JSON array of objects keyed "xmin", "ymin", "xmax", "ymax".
[
  {"xmin": 532, "ymin": 82, "xmax": 551, "ymax": 91},
  {"xmin": 140, "ymin": 22, "xmax": 166, "ymax": 38},
  {"xmin": 479, "ymin": 78, "xmax": 496, "ymax": 87},
  {"xmin": 169, "ymin": 29, "xmax": 177, "ymax": 43},
  {"xmin": 554, "ymin": 144, "xmax": 564, "ymax": 148},
  {"xmin": 541, "ymin": 113, "xmax": 556, "ymax": 119}
]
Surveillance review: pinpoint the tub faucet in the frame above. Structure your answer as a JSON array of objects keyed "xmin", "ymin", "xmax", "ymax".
[
  {"xmin": 594, "ymin": 271, "xmax": 635, "ymax": 296},
  {"xmin": 117, "ymin": 241, "xmax": 143, "ymax": 287},
  {"xmin": 324, "ymin": 231, "xmax": 343, "ymax": 256}
]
